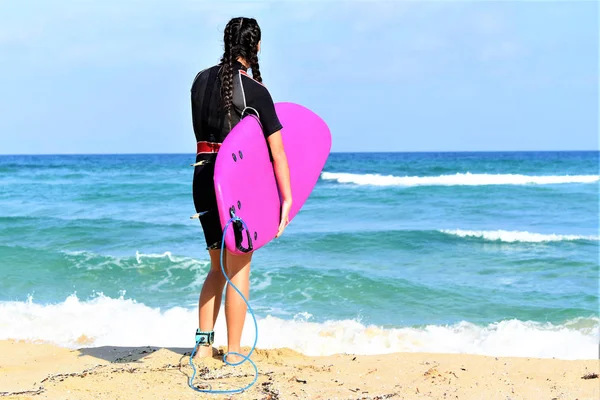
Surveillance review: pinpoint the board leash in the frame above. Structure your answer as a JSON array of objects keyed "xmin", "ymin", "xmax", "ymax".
[{"xmin": 187, "ymin": 215, "xmax": 259, "ymax": 394}]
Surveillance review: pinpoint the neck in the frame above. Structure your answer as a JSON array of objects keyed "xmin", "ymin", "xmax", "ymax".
[{"xmin": 236, "ymin": 57, "xmax": 250, "ymax": 69}]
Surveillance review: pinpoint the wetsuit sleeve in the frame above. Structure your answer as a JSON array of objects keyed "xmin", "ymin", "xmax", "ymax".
[{"xmin": 249, "ymin": 85, "xmax": 283, "ymax": 139}]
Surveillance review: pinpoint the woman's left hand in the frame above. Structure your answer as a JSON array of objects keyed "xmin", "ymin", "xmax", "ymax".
[{"xmin": 276, "ymin": 199, "xmax": 292, "ymax": 238}]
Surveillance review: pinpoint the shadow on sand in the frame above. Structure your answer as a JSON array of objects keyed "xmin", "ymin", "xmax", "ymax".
[{"xmin": 77, "ymin": 345, "xmax": 223, "ymax": 364}]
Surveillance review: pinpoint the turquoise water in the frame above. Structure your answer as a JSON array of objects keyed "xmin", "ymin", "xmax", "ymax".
[{"xmin": 0, "ymin": 151, "xmax": 598, "ymax": 359}]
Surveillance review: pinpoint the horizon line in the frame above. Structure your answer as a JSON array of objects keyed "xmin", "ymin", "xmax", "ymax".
[{"xmin": 0, "ymin": 149, "xmax": 599, "ymax": 157}]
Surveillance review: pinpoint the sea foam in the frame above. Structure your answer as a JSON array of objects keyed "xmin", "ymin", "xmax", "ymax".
[
  {"xmin": 0, "ymin": 294, "xmax": 596, "ymax": 360},
  {"xmin": 439, "ymin": 229, "xmax": 599, "ymax": 243},
  {"xmin": 321, "ymin": 172, "xmax": 600, "ymax": 187}
]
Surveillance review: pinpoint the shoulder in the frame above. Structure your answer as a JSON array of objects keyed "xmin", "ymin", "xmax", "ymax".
[
  {"xmin": 191, "ymin": 65, "xmax": 220, "ymax": 90},
  {"xmin": 237, "ymin": 70, "xmax": 273, "ymax": 100},
  {"xmin": 235, "ymin": 69, "xmax": 282, "ymax": 137}
]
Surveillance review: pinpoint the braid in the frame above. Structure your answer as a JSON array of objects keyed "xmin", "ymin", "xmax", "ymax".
[
  {"xmin": 248, "ymin": 24, "xmax": 262, "ymax": 83},
  {"xmin": 219, "ymin": 20, "xmax": 235, "ymax": 130},
  {"xmin": 219, "ymin": 17, "xmax": 263, "ymax": 130}
]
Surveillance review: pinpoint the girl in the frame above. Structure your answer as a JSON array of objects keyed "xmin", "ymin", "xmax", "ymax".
[{"xmin": 190, "ymin": 17, "xmax": 292, "ymax": 362}]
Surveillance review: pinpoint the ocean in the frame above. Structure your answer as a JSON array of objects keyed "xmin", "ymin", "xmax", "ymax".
[{"xmin": 0, "ymin": 151, "xmax": 598, "ymax": 360}]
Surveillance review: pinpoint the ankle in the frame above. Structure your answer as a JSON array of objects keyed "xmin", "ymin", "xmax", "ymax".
[
  {"xmin": 194, "ymin": 345, "xmax": 213, "ymax": 358},
  {"xmin": 227, "ymin": 344, "xmax": 241, "ymax": 354},
  {"xmin": 195, "ymin": 329, "xmax": 215, "ymax": 347}
]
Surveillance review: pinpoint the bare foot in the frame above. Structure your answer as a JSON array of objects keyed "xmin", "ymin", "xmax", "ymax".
[
  {"xmin": 223, "ymin": 350, "xmax": 250, "ymax": 365},
  {"xmin": 192, "ymin": 345, "xmax": 216, "ymax": 361}
]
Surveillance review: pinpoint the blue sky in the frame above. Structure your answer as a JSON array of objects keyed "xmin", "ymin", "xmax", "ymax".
[{"xmin": 0, "ymin": 0, "xmax": 597, "ymax": 154}]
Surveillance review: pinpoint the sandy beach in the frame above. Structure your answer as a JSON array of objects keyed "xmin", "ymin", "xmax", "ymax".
[{"xmin": 0, "ymin": 340, "xmax": 598, "ymax": 400}]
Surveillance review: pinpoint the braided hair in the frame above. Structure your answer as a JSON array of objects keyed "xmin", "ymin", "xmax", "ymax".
[{"xmin": 219, "ymin": 17, "xmax": 262, "ymax": 130}]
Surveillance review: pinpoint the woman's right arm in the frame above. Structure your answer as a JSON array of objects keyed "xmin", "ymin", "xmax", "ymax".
[{"xmin": 267, "ymin": 131, "xmax": 292, "ymax": 238}]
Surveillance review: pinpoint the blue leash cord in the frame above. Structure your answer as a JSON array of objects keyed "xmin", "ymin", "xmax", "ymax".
[{"xmin": 188, "ymin": 216, "xmax": 259, "ymax": 394}]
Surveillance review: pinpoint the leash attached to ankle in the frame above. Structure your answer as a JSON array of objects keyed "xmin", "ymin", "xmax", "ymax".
[
  {"xmin": 195, "ymin": 329, "xmax": 214, "ymax": 347},
  {"xmin": 187, "ymin": 215, "xmax": 259, "ymax": 395}
]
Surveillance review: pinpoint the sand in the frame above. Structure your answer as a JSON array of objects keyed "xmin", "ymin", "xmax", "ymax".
[{"xmin": 0, "ymin": 340, "xmax": 598, "ymax": 399}]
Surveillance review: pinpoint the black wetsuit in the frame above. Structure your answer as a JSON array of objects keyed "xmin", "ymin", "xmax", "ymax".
[{"xmin": 190, "ymin": 61, "xmax": 282, "ymax": 249}]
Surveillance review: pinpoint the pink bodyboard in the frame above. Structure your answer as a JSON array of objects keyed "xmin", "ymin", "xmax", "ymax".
[{"xmin": 213, "ymin": 102, "xmax": 331, "ymax": 254}]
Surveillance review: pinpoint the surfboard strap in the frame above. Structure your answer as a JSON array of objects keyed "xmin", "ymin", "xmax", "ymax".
[{"xmin": 229, "ymin": 207, "xmax": 254, "ymax": 253}]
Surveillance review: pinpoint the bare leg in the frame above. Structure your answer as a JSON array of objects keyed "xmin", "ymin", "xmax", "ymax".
[
  {"xmin": 195, "ymin": 248, "xmax": 227, "ymax": 358},
  {"xmin": 224, "ymin": 250, "xmax": 253, "ymax": 363}
]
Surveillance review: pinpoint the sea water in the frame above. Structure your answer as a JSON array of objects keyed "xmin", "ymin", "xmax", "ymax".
[{"xmin": 0, "ymin": 151, "xmax": 598, "ymax": 360}]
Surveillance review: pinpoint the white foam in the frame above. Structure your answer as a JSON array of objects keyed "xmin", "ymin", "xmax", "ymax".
[
  {"xmin": 0, "ymin": 295, "xmax": 597, "ymax": 360},
  {"xmin": 440, "ymin": 229, "xmax": 599, "ymax": 243},
  {"xmin": 135, "ymin": 251, "xmax": 182, "ymax": 264},
  {"xmin": 61, "ymin": 250, "xmax": 209, "ymax": 276},
  {"xmin": 321, "ymin": 172, "xmax": 600, "ymax": 187}
]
